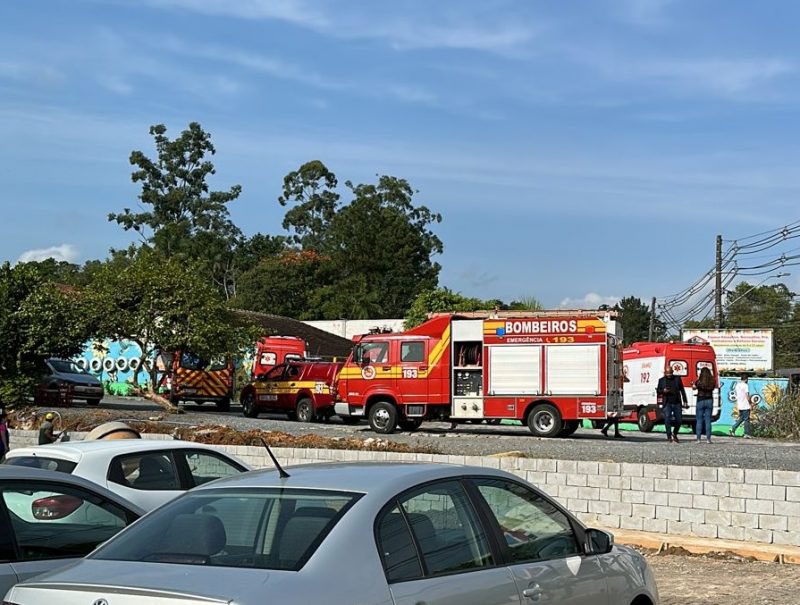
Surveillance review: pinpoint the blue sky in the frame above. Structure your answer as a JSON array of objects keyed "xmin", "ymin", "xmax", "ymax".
[{"xmin": 2, "ymin": 0, "xmax": 800, "ymax": 314}]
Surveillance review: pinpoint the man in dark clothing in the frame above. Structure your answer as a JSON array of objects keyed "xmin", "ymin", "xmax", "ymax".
[{"xmin": 656, "ymin": 367, "xmax": 688, "ymax": 443}]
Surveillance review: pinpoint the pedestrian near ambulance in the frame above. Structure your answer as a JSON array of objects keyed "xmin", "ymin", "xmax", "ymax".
[
  {"xmin": 730, "ymin": 374, "xmax": 753, "ymax": 438},
  {"xmin": 693, "ymin": 366, "xmax": 716, "ymax": 443},
  {"xmin": 656, "ymin": 366, "xmax": 688, "ymax": 443}
]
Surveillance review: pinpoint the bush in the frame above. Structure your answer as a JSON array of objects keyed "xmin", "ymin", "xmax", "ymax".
[
  {"xmin": 0, "ymin": 375, "xmax": 36, "ymax": 409},
  {"xmin": 753, "ymin": 390, "xmax": 800, "ymax": 440}
]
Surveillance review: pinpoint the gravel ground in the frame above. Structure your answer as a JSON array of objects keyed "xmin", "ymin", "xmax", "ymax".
[
  {"xmin": 38, "ymin": 396, "xmax": 800, "ymax": 471},
  {"xmin": 647, "ymin": 552, "xmax": 800, "ymax": 605}
]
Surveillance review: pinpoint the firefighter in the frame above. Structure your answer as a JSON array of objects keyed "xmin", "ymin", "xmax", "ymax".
[{"xmin": 38, "ymin": 412, "xmax": 61, "ymax": 445}]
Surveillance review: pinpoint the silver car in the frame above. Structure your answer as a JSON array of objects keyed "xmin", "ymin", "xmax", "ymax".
[{"xmin": 4, "ymin": 462, "xmax": 659, "ymax": 605}]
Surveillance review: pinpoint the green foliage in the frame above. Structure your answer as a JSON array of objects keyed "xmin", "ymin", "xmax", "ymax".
[
  {"xmin": 109, "ymin": 122, "xmax": 243, "ymax": 297},
  {"xmin": 278, "ymin": 160, "xmax": 340, "ymax": 251},
  {"xmin": 404, "ymin": 288, "xmax": 488, "ymax": 329},
  {"xmin": 753, "ymin": 390, "xmax": 800, "ymax": 440},
  {"xmin": 616, "ymin": 296, "xmax": 665, "ymax": 345},
  {"xmin": 0, "ymin": 262, "xmax": 95, "ymax": 406},
  {"xmin": 505, "ymin": 296, "xmax": 544, "ymax": 311},
  {"xmin": 88, "ymin": 250, "xmax": 257, "ymax": 388}
]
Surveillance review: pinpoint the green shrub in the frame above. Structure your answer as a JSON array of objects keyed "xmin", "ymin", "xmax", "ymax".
[{"xmin": 753, "ymin": 390, "xmax": 800, "ymax": 440}]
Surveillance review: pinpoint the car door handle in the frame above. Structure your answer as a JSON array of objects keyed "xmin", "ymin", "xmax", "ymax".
[{"xmin": 522, "ymin": 583, "xmax": 542, "ymax": 601}]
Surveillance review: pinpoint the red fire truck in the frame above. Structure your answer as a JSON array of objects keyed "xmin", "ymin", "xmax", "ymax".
[
  {"xmin": 252, "ymin": 336, "xmax": 307, "ymax": 378},
  {"xmin": 623, "ymin": 340, "xmax": 720, "ymax": 432},
  {"xmin": 333, "ymin": 310, "xmax": 624, "ymax": 436}
]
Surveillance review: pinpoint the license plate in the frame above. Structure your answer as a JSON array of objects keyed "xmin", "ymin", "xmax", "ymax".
[
  {"xmin": 259, "ymin": 394, "xmax": 278, "ymax": 401},
  {"xmin": 182, "ymin": 388, "xmax": 198, "ymax": 394}
]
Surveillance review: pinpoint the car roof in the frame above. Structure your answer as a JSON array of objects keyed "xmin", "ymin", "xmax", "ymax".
[
  {"xmin": 194, "ymin": 462, "xmax": 515, "ymax": 499},
  {"xmin": 0, "ymin": 466, "xmax": 145, "ymax": 516},
  {"xmin": 6, "ymin": 439, "xmax": 229, "ymax": 462}
]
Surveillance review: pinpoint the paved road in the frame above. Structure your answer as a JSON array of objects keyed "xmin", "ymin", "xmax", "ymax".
[{"xmin": 50, "ymin": 396, "xmax": 800, "ymax": 471}]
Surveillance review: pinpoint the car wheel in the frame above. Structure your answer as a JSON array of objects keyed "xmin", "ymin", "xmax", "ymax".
[
  {"xmin": 558, "ymin": 420, "xmax": 580, "ymax": 437},
  {"xmin": 400, "ymin": 418, "xmax": 423, "ymax": 432},
  {"xmin": 637, "ymin": 408, "xmax": 655, "ymax": 432},
  {"xmin": 216, "ymin": 397, "xmax": 231, "ymax": 412},
  {"xmin": 369, "ymin": 401, "xmax": 398, "ymax": 434},
  {"xmin": 527, "ymin": 403, "xmax": 563, "ymax": 438},
  {"xmin": 296, "ymin": 398, "xmax": 316, "ymax": 423},
  {"xmin": 241, "ymin": 392, "xmax": 259, "ymax": 418},
  {"xmin": 87, "ymin": 398, "xmax": 101, "ymax": 406},
  {"xmin": 339, "ymin": 416, "xmax": 361, "ymax": 425}
]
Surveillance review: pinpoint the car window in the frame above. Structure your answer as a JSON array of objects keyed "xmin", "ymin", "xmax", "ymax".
[
  {"xmin": 183, "ymin": 451, "xmax": 245, "ymax": 487},
  {"xmin": 355, "ymin": 342, "xmax": 389, "ymax": 364},
  {"xmin": 92, "ymin": 488, "xmax": 361, "ymax": 571},
  {"xmin": 1, "ymin": 482, "xmax": 131, "ymax": 561},
  {"xmin": 376, "ymin": 505, "xmax": 423, "ymax": 583},
  {"xmin": 264, "ymin": 365, "xmax": 286, "ymax": 380},
  {"xmin": 108, "ymin": 452, "xmax": 180, "ymax": 491},
  {"xmin": 400, "ymin": 342, "xmax": 425, "ymax": 363},
  {"xmin": 472, "ymin": 478, "xmax": 580, "ymax": 563},
  {"xmin": 4, "ymin": 457, "xmax": 77, "ymax": 474},
  {"xmin": 48, "ymin": 359, "xmax": 86, "ymax": 374},
  {"xmin": 397, "ymin": 480, "xmax": 493, "ymax": 577}
]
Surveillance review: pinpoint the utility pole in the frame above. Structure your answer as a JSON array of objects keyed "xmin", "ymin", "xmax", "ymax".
[
  {"xmin": 715, "ymin": 234, "xmax": 723, "ymax": 328},
  {"xmin": 648, "ymin": 297, "xmax": 656, "ymax": 341}
]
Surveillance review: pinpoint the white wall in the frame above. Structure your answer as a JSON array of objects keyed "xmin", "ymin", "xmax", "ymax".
[{"xmin": 304, "ymin": 319, "xmax": 405, "ymax": 340}]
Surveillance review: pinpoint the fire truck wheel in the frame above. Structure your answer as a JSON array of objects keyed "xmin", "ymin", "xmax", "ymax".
[
  {"xmin": 369, "ymin": 402, "xmax": 398, "ymax": 434},
  {"xmin": 637, "ymin": 408, "xmax": 655, "ymax": 432},
  {"xmin": 216, "ymin": 397, "xmax": 231, "ymax": 412},
  {"xmin": 527, "ymin": 403, "xmax": 563, "ymax": 438},
  {"xmin": 296, "ymin": 398, "xmax": 316, "ymax": 423},
  {"xmin": 400, "ymin": 418, "xmax": 423, "ymax": 432},
  {"xmin": 241, "ymin": 393, "xmax": 259, "ymax": 418},
  {"xmin": 558, "ymin": 420, "xmax": 580, "ymax": 437}
]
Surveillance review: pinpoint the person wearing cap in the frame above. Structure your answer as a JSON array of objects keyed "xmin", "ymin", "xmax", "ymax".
[{"xmin": 38, "ymin": 412, "xmax": 60, "ymax": 445}]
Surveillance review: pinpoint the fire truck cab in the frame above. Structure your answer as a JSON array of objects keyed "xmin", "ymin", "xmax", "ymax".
[
  {"xmin": 623, "ymin": 340, "xmax": 720, "ymax": 432},
  {"xmin": 334, "ymin": 310, "xmax": 624, "ymax": 437},
  {"xmin": 240, "ymin": 360, "xmax": 343, "ymax": 422},
  {"xmin": 252, "ymin": 336, "xmax": 307, "ymax": 379}
]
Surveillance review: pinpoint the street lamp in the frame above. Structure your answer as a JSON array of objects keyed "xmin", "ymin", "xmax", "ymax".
[{"xmin": 724, "ymin": 272, "xmax": 791, "ymax": 308}]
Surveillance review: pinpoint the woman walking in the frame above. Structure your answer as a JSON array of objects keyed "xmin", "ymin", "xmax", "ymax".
[{"xmin": 694, "ymin": 367, "xmax": 716, "ymax": 443}]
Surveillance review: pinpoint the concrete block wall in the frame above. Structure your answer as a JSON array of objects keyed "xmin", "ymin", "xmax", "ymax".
[{"xmin": 7, "ymin": 430, "xmax": 799, "ymax": 546}]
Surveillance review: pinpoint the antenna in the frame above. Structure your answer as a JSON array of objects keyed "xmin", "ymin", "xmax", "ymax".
[{"xmin": 259, "ymin": 438, "xmax": 290, "ymax": 478}]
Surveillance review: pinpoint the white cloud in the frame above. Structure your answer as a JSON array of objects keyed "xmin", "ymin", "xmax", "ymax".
[
  {"xmin": 559, "ymin": 292, "xmax": 620, "ymax": 310},
  {"xmin": 140, "ymin": 0, "xmax": 328, "ymax": 28},
  {"xmin": 17, "ymin": 244, "xmax": 80, "ymax": 264}
]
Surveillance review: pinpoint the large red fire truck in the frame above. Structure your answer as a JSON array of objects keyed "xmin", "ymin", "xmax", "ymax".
[
  {"xmin": 623, "ymin": 340, "xmax": 720, "ymax": 432},
  {"xmin": 333, "ymin": 310, "xmax": 624, "ymax": 436}
]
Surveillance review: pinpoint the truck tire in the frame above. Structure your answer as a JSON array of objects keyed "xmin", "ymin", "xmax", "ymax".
[
  {"xmin": 216, "ymin": 397, "xmax": 231, "ymax": 412},
  {"xmin": 637, "ymin": 408, "xmax": 655, "ymax": 432},
  {"xmin": 241, "ymin": 392, "xmax": 259, "ymax": 418},
  {"xmin": 369, "ymin": 401, "xmax": 398, "ymax": 434},
  {"xmin": 558, "ymin": 420, "xmax": 580, "ymax": 437},
  {"xmin": 527, "ymin": 403, "xmax": 563, "ymax": 438},
  {"xmin": 296, "ymin": 397, "xmax": 316, "ymax": 423},
  {"xmin": 400, "ymin": 418, "xmax": 423, "ymax": 432}
]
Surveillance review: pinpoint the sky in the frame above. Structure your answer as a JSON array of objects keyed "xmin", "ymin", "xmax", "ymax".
[{"xmin": 2, "ymin": 0, "xmax": 800, "ymax": 315}]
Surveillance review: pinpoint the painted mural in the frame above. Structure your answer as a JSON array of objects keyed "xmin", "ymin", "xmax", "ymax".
[{"xmin": 718, "ymin": 376, "xmax": 789, "ymax": 427}]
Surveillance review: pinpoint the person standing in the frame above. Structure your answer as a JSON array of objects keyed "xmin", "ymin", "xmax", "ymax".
[
  {"xmin": 694, "ymin": 367, "xmax": 716, "ymax": 443},
  {"xmin": 656, "ymin": 367, "xmax": 688, "ymax": 443},
  {"xmin": 0, "ymin": 408, "xmax": 9, "ymax": 462},
  {"xmin": 38, "ymin": 412, "xmax": 60, "ymax": 445},
  {"xmin": 730, "ymin": 375, "xmax": 752, "ymax": 438}
]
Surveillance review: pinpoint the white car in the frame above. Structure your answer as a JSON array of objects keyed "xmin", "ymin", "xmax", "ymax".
[{"xmin": 3, "ymin": 439, "xmax": 250, "ymax": 511}]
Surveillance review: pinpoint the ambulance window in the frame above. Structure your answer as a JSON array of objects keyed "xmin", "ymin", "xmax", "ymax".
[
  {"xmin": 400, "ymin": 342, "xmax": 425, "ymax": 363},
  {"xmin": 669, "ymin": 360, "xmax": 688, "ymax": 376}
]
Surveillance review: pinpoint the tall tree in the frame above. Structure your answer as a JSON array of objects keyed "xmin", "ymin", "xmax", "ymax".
[
  {"xmin": 278, "ymin": 160, "xmax": 340, "ymax": 251},
  {"xmin": 108, "ymin": 122, "xmax": 243, "ymax": 297},
  {"xmin": 616, "ymin": 296, "xmax": 665, "ymax": 344}
]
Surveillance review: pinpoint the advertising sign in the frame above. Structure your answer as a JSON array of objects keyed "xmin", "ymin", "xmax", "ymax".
[{"xmin": 681, "ymin": 329, "xmax": 773, "ymax": 372}]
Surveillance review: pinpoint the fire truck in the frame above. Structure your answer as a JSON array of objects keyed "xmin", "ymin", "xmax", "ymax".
[
  {"xmin": 239, "ymin": 360, "xmax": 344, "ymax": 422},
  {"xmin": 333, "ymin": 310, "xmax": 624, "ymax": 436},
  {"xmin": 252, "ymin": 336, "xmax": 307, "ymax": 378},
  {"xmin": 623, "ymin": 340, "xmax": 720, "ymax": 432},
  {"xmin": 161, "ymin": 351, "xmax": 234, "ymax": 411}
]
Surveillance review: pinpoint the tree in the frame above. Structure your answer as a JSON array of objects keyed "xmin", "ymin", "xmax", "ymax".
[
  {"xmin": 108, "ymin": 122, "xmax": 243, "ymax": 297},
  {"xmin": 0, "ymin": 262, "xmax": 95, "ymax": 406},
  {"xmin": 404, "ymin": 288, "xmax": 488, "ymax": 329},
  {"xmin": 278, "ymin": 160, "xmax": 340, "ymax": 251},
  {"xmin": 88, "ymin": 250, "xmax": 256, "ymax": 401},
  {"xmin": 616, "ymin": 296, "xmax": 665, "ymax": 345}
]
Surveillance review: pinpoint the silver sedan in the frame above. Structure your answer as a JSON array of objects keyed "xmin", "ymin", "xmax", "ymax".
[{"xmin": 4, "ymin": 462, "xmax": 659, "ymax": 605}]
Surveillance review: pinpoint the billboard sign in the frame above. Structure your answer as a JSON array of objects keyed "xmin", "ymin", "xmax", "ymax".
[{"xmin": 681, "ymin": 328, "xmax": 773, "ymax": 372}]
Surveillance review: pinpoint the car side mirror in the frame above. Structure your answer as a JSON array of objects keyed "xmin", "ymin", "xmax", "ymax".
[
  {"xmin": 360, "ymin": 355, "xmax": 371, "ymax": 365},
  {"xmin": 585, "ymin": 528, "xmax": 614, "ymax": 555}
]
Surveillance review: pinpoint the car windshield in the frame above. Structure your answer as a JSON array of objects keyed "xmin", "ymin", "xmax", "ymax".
[
  {"xmin": 49, "ymin": 359, "xmax": 86, "ymax": 374},
  {"xmin": 4, "ymin": 456, "xmax": 78, "ymax": 473},
  {"xmin": 92, "ymin": 488, "xmax": 361, "ymax": 571}
]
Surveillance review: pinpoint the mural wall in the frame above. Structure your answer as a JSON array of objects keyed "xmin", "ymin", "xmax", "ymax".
[{"xmin": 718, "ymin": 376, "xmax": 789, "ymax": 428}]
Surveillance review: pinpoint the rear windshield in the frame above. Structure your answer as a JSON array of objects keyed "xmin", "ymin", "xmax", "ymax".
[
  {"xmin": 92, "ymin": 488, "xmax": 361, "ymax": 571},
  {"xmin": 4, "ymin": 456, "xmax": 78, "ymax": 474}
]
